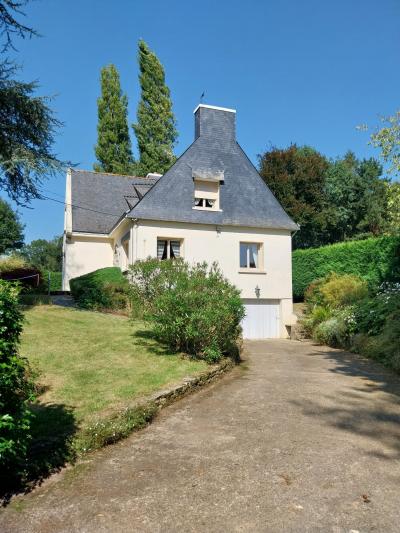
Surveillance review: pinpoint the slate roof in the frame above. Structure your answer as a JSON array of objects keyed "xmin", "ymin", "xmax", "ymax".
[
  {"xmin": 127, "ymin": 105, "xmax": 299, "ymax": 231},
  {"xmin": 70, "ymin": 169, "xmax": 158, "ymax": 234}
]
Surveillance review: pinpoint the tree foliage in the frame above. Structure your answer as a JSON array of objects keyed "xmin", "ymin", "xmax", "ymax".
[
  {"xmin": 325, "ymin": 152, "xmax": 388, "ymax": 241},
  {"xmin": 386, "ymin": 181, "xmax": 400, "ymax": 232},
  {"xmin": 0, "ymin": 0, "xmax": 37, "ymax": 51},
  {"xmin": 259, "ymin": 145, "xmax": 390, "ymax": 248},
  {"xmin": 133, "ymin": 40, "xmax": 177, "ymax": 176},
  {"xmin": 93, "ymin": 64, "xmax": 135, "ymax": 175},
  {"xmin": 0, "ymin": 2, "xmax": 67, "ymax": 204},
  {"xmin": 258, "ymin": 145, "xmax": 331, "ymax": 248},
  {"xmin": 369, "ymin": 110, "xmax": 400, "ymax": 177},
  {"xmin": 0, "ymin": 198, "xmax": 24, "ymax": 254},
  {"xmin": 18, "ymin": 235, "xmax": 62, "ymax": 272}
]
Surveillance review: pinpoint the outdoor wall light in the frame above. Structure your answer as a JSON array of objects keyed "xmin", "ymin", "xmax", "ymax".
[{"xmin": 255, "ymin": 285, "xmax": 261, "ymax": 298}]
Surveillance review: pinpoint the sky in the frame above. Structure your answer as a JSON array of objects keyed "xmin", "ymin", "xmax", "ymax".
[{"xmin": 2, "ymin": 0, "xmax": 399, "ymax": 242}]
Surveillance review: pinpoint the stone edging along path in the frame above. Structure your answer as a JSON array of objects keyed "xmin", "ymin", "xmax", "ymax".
[{"xmin": 149, "ymin": 356, "xmax": 236, "ymax": 409}]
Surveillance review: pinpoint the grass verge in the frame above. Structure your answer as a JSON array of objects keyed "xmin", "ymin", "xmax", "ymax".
[{"xmin": 16, "ymin": 305, "xmax": 210, "ymax": 490}]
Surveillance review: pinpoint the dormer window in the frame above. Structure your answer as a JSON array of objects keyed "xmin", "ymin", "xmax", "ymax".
[{"xmin": 192, "ymin": 177, "xmax": 220, "ymax": 211}]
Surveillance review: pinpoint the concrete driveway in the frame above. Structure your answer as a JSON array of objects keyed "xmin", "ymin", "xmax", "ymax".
[{"xmin": 2, "ymin": 340, "xmax": 400, "ymax": 532}]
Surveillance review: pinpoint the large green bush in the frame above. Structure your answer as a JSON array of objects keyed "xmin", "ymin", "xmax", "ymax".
[
  {"xmin": 70, "ymin": 267, "xmax": 130, "ymax": 311},
  {"xmin": 0, "ymin": 281, "xmax": 35, "ymax": 483},
  {"xmin": 130, "ymin": 259, "xmax": 244, "ymax": 363},
  {"xmin": 293, "ymin": 235, "xmax": 400, "ymax": 299}
]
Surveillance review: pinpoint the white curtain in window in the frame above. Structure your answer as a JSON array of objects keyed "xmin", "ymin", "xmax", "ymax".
[
  {"xmin": 249, "ymin": 244, "xmax": 258, "ymax": 268},
  {"xmin": 170, "ymin": 240, "xmax": 180, "ymax": 258}
]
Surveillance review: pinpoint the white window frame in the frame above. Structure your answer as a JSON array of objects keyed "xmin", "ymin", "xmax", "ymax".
[
  {"xmin": 239, "ymin": 242, "xmax": 263, "ymax": 270},
  {"xmin": 192, "ymin": 178, "xmax": 221, "ymax": 211},
  {"xmin": 157, "ymin": 238, "xmax": 183, "ymax": 260}
]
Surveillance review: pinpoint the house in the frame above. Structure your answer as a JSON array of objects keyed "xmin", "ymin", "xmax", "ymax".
[{"xmin": 62, "ymin": 104, "xmax": 299, "ymax": 338}]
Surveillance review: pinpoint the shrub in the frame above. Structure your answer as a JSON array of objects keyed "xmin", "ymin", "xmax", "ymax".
[
  {"xmin": 319, "ymin": 273, "xmax": 368, "ymax": 309},
  {"xmin": 130, "ymin": 259, "xmax": 245, "ymax": 362},
  {"xmin": 0, "ymin": 281, "xmax": 35, "ymax": 483},
  {"xmin": 70, "ymin": 267, "xmax": 130, "ymax": 311},
  {"xmin": 293, "ymin": 235, "xmax": 400, "ymax": 299},
  {"xmin": 0, "ymin": 256, "xmax": 42, "ymax": 290}
]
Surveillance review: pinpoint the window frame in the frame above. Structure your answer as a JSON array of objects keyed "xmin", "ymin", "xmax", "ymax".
[
  {"xmin": 239, "ymin": 242, "xmax": 264, "ymax": 271},
  {"xmin": 157, "ymin": 238, "xmax": 183, "ymax": 260},
  {"xmin": 192, "ymin": 178, "xmax": 221, "ymax": 211}
]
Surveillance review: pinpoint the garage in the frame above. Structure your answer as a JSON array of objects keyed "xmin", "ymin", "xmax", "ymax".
[{"xmin": 241, "ymin": 299, "xmax": 280, "ymax": 339}]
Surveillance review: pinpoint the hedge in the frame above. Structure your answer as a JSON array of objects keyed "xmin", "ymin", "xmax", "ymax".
[
  {"xmin": 69, "ymin": 267, "xmax": 130, "ymax": 310},
  {"xmin": 292, "ymin": 235, "xmax": 400, "ymax": 299}
]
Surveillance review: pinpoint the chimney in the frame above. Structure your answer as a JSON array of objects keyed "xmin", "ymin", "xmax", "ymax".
[{"xmin": 194, "ymin": 104, "xmax": 236, "ymax": 142}]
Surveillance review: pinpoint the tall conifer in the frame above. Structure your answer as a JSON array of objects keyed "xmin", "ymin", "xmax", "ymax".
[
  {"xmin": 133, "ymin": 40, "xmax": 177, "ymax": 175},
  {"xmin": 94, "ymin": 64, "xmax": 135, "ymax": 174}
]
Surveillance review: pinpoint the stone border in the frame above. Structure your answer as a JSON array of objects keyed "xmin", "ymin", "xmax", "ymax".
[{"xmin": 149, "ymin": 357, "xmax": 236, "ymax": 409}]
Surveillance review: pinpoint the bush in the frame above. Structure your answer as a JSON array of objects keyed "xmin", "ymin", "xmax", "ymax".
[
  {"xmin": 0, "ymin": 281, "xmax": 35, "ymax": 484},
  {"xmin": 0, "ymin": 256, "xmax": 42, "ymax": 290},
  {"xmin": 310, "ymin": 273, "xmax": 368, "ymax": 310},
  {"xmin": 70, "ymin": 267, "xmax": 130, "ymax": 311},
  {"xmin": 293, "ymin": 235, "xmax": 400, "ymax": 299},
  {"xmin": 130, "ymin": 259, "xmax": 245, "ymax": 362}
]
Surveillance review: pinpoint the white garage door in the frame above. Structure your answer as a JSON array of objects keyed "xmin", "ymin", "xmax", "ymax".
[{"xmin": 242, "ymin": 299, "xmax": 280, "ymax": 339}]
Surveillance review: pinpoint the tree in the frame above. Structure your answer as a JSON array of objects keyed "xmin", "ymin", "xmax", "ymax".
[
  {"xmin": 325, "ymin": 152, "xmax": 388, "ymax": 241},
  {"xmin": 133, "ymin": 40, "xmax": 177, "ymax": 176},
  {"xmin": 0, "ymin": 0, "xmax": 37, "ymax": 52},
  {"xmin": 0, "ymin": 2, "xmax": 67, "ymax": 204},
  {"xmin": 386, "ymin": 181, "xmax": 400, "ymax": 233},
  {"xmin": 0, "ymin": 198, "xmax": 24, "ymax": 254},
  {"xmin": 0, "ymin": 64, "xmax": 67, "ymax": 204},
  {"xmin": 369, "ymin": 110, "xmax": 400, "ymax": 177},
  {"xmin": 19, "ymin": 235, "xmax": 62, "ymax": 271},
  {"xmin": 258, "ymin": 145, "xmax": 332, "ymax": 249},
  {"xmin": 93, "ymin": 64, "xmax": 135, "ymax": 175}
]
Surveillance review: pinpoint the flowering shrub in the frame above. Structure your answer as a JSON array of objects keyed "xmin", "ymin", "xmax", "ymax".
[{"xmin": 303, "ymin": 276, "xmax": 400, "ymax": 372}]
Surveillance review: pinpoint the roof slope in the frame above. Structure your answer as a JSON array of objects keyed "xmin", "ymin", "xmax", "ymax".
[
  {"xmin": 128, "ymin": 106, "xmax": 298, "ymax": 231},
  {"xmin": 70, "ymin": 169, "xmax": 158, "ymax": 234}
]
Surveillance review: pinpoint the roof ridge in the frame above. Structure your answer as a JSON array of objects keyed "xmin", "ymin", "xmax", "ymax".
[{"xmin": 71, "ymin": 168, "xmax": 148, "ymax": 179}]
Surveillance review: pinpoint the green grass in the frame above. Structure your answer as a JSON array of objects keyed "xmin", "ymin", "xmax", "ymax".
[
  {"xmin": 17, "ymin": 305, "xmax": 208, "ymax": 483},
  {"xmin": 22, "ymin": 305, "xmax": 207, "ymax": 423}
]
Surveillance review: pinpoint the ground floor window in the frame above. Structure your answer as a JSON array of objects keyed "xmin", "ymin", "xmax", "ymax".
[{"xmin": 157, "ymin": 239, "xmax": 181, "ymax": 260}]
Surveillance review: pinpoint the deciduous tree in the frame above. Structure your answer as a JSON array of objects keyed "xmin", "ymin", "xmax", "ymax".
[{"xmin": 0, "ymin": 198, "xmax": 24, "ymax": 254}]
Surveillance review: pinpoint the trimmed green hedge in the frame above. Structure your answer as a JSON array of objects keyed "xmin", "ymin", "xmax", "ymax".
[
  {"xmin": 293, "ymin": 236, "xmax": 400, "ymax": 299},
  {"xmin": 42, "ymin": 271, "xmax": 62, "ymax": 292},
  {"xmin": 70, "ymin": 267, "xmax": 130, "ymax": 310}
]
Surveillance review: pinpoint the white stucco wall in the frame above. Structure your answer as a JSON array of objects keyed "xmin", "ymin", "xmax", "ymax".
[
  {"xmin": 133, "ymin": 220, "xmax": 296, "ymax": 336},
  {"xmin": 63, "ymin": 235, "xmax": 114, "ymax": 290}
]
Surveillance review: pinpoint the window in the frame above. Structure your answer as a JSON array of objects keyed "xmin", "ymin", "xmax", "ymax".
[
  {"xmin": 194, "ymin": 197, "xmax": 215, "ymax": 208},
  {"xmin": 193, "ymin": 179, "xmax": 220, "ymax": 210},
  {"xmin": 240, "ymin": 243, "xmax": 260, "ymax": 269},
  {"xmin": 157, "ymin": 239, "xmax": 181, "ymax": 260}
]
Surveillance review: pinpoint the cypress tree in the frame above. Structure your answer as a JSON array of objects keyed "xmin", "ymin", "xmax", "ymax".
[
  {"xmin": 133, "ymin": 40, "xmax": 178, "ymax": 175},
  {"xmin": 94, "ymin": 64, "xmax": 135, "ymax": 174}
]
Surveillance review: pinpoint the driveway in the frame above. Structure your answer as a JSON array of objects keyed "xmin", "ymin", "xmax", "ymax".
[{"xmin": 2, "ymin": 340, "xmax": 400, "ymax": 532}]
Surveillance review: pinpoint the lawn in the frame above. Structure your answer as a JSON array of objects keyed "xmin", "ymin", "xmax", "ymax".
[
  {"xmin": 22, "ymin": 305, "xmax": 207, "ymax": 422},
  {"xmin": 20, "ymin": 305, "xmax": 208, "ymax": 478}
]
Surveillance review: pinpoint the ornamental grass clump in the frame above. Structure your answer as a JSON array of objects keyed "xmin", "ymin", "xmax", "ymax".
[
  {"xmin": 0, "ymin": 281, "xmax": 35, "ymax": 485},
  {"xmin": 129, "ymin": 259, "xmax": 245, "ymax": 363}
]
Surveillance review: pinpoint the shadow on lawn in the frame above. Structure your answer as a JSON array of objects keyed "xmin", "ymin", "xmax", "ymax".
[
  {"xmin": 1, "ymin": 402, "xmax": 77, "ymax": 505},
  {"xmin": 292, "ymin": 344, "xmax": 400, "ymax": 462},
  {"xmin": 132, "ymin": 329, "xmax": 177, "ymax": 357}
]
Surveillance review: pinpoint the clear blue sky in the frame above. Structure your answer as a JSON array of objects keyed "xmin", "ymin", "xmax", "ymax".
[{"xmin": 2, "ymin": 0, "xmax": 399, "ymax": 242}]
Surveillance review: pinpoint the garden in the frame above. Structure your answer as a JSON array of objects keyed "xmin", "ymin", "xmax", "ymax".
[
  {"xmin": 293, "ymin": 236, "xmax": 400, "ymax": 372},
  {"xmin": 0, "ymin": 258, "xmax": 244, "ymax": 495}
]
